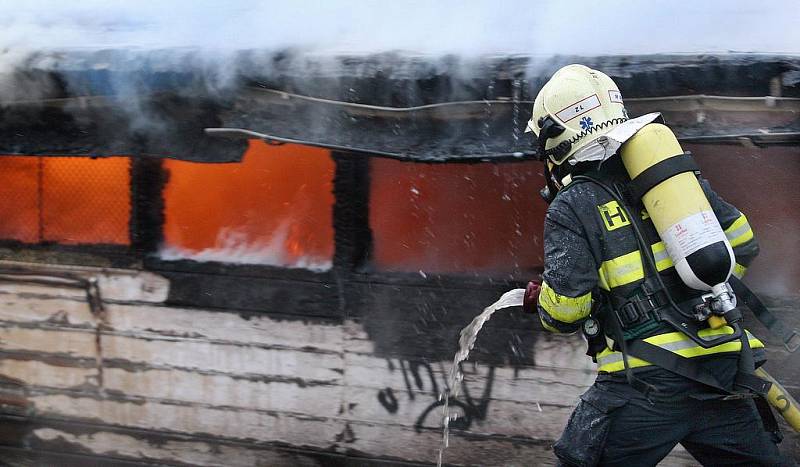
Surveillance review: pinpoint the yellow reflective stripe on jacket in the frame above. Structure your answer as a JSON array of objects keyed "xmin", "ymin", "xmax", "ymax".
[
  {"xmin": 725, "ymin": 214, "xmax": 754, "ymax": 248},
  {"xmin": 651, "ymin": 241, "xmax": 673, "ymax": 271},
  {"xmin": 596, "ymin": 327, "xmax": 765, "ymax": 373},
  {"xmin": 598, "ymin": 242, "xmax": 674, "ymax": 291},
  {"xmin": 538, "ymin": 281, "xmax": 592, "ymax": 324},
  {"xmin": 732, "ymin": 263, "xmax": 747, "ymax": 279}
]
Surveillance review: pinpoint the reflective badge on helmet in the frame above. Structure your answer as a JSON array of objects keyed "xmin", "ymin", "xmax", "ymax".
[
  {"xmin": 598, "ymin": 200, "xmax": 630, "ymax": 231},
  {"xmin": 556, "ymin": 94, "xmax": 601, "ymax": 123}
]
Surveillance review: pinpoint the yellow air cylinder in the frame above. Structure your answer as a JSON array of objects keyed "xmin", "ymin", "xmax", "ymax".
[
  {"xmin": 756, "ymin": 367, "xmax": 800, "ymax": 432},
  {"xmin": 620, "ymin": 124, "xmax": 735, "ymax": 299}
]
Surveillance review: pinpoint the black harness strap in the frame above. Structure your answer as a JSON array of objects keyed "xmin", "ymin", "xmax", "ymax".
[
  {"xmin": 627, "ymin": 152, "xmax": 699, "ymax": 202},
  {"xmin": 606, "ymin": 309, "xmax": 659, "ymax": 397},
  {"xmin": 755, "ymin": 397, "xmax": 783, "ymax": 442},
  {"xmin": 625, "ymin": 339, "xmax": 731, "ymax": 394},
  {"xmin": 730, "ymin": 276, "xmax": 800, "ymax": 353}
]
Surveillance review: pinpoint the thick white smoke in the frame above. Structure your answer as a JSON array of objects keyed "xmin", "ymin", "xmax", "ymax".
[
  {"xmin": 1, "ymin": 0, "xmax": 795, "ymax": 103},
  {"xmin": 0, "ymin": 0, "xmax": 798, "ymax": 56},
  {"xmin": 0, "ymin": 0, "xmax": 797, "ymax": 103}
]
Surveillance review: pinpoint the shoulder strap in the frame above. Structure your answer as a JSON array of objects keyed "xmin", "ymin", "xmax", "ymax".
[{"xmin": 627, "ymin": 152, "xmax": 699, "ymax": 202}]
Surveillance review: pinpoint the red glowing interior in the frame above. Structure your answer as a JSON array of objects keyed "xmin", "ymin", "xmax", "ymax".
[
  {"xmin": 370, "ymin": 159, "xmax": 547, "ymax": 277},
  {"xmin": 0, "ymin": 156, "xmax": 131, "ymax": 245},
  {"xmin": 162, "ymin": 141, "xmax": 335, "ymax": 267}
]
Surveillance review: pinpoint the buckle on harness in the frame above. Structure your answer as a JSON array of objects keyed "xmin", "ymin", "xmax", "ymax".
[
  {"xmin": 615, "ymin": 299, "xmax": 655, "ymax": 328},
  {"xmin": 785, "ymin": 329, "xmax": 800, "ymax": 353},
  {"xmin": 615, "ymin": 302, "xmax": 641, "ymax": 328}
]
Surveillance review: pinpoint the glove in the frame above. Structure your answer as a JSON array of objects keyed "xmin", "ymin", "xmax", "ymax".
[{"xmin": 522, "ymin": 280, "xmax": 541, "ymax": 314}]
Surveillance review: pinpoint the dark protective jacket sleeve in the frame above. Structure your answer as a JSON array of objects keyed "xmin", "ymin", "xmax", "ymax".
[
  {"xmin": 537, "ymin": 199, "xmax": 598, "ymax": 333},
  {"xmin": 699, "ymin": 177, "xmax": 759, "ymax": 276}
]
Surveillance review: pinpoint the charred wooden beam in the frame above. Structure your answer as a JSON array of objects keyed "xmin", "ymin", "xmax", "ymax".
[
  {"xmin": 129, "ymin": 158, "xmax": 167, "ymax": 256},
  {"xmin": 332, "ymin": 152, "xmax": 373, "ymax": 271},
  {"xmin": 2, "ymin": 53, "xmax": 798, "ymax": 163},
  {"xmin": 0, "ymin": 94, "xmax": 248, "ymax": 163}
]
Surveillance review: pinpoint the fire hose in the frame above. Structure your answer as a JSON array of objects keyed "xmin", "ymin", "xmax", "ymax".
[{"xmin": 757, "ymin": 368, "xmax": 800, "ymax": 432}]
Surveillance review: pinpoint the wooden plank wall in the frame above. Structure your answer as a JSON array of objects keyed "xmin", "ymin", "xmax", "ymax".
[{"xmin": 0, "ymin": 265, "xmax": 795, "ymax": 465}]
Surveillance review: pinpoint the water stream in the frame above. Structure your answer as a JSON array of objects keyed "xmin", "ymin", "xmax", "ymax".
[{"xmin": 436, "ymin": 288, "xmax": 526, "ymax": 466}]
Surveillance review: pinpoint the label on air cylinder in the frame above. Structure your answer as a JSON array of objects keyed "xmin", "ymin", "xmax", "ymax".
[{"xmin": 661, "ymin": 210, "xmax": 727, "ymax": 262}]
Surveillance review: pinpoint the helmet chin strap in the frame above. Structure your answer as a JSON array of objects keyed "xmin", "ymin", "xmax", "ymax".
[
  {"xmin": 537, "ymin": 116, "xmax": 570, "ymax": 204},
  {"xmin": 536, "ymin": 115, "xmax": 572, "ymax": 163},
  {"xmin": 540, "ymin": 161, "xmax": 562, "ymax": 204}
]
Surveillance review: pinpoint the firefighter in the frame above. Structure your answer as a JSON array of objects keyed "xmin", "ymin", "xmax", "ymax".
[{"xmin": 522, "ymin": 64, "xmax": 794, "ymax": 466}]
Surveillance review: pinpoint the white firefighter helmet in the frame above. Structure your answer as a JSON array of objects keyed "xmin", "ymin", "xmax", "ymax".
[{"xmin": 526, "ymin": 64, "xmax": 631, "ymax": 165}]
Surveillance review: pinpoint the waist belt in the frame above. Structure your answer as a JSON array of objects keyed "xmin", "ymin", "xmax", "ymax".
[
  {"xmin": 611, "ymin": 275, "xmax": 746, "ymax": 349},
  {"xmin": 612, "ymin": 280, "xmax": 706, "ymax": 340}
]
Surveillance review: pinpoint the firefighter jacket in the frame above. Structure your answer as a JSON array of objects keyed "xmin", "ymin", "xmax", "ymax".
[{"xmin": 536, "ymin": 156, "xmax": 764, "ymax": 375}]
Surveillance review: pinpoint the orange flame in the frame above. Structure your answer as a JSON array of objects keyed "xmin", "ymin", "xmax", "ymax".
[{"xmin": 162, "ymin": 141, "xmax": 335, "ymax": 268}]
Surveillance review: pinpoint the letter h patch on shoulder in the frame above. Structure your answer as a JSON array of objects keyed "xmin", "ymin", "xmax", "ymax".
[{"xmin": 598, "ymin": 200, "xmax": 630, "ymax": 231}]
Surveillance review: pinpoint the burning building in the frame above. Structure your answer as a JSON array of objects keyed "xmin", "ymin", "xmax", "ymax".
[{"xmin": 0, "ymin": 50, "xmax": 798, "ymax": 465}]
